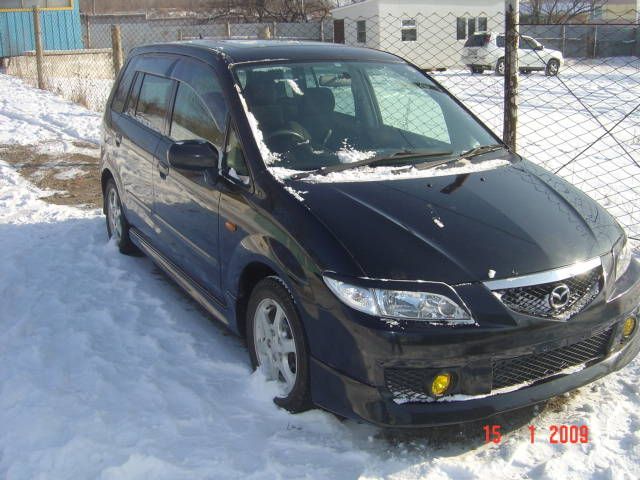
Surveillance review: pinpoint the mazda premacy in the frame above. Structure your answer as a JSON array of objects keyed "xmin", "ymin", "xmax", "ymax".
[{"xmin": 100, "ymin": 40, "xmax": 640, "ymax": 427}]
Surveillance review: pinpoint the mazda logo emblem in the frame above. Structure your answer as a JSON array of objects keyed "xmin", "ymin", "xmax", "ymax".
[{"xmin": 549, "ymin": 284, "xmax": 571, "ymax": 309}]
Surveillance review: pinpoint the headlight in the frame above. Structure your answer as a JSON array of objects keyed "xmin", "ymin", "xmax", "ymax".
[
  {"xmin": 323, "ymin": 277, "xmax": 472, "ymax": 323},
  {"xmin": 614, "ymin": 236, "xmax": 632, "ymax": 282}
]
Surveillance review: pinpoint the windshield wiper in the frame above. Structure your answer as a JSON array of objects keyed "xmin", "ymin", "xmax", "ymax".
[
  {"xmin": 289, "ymin": 149, "xmax": 453, "ymax": 180},
  {"xmin": 459, "ymin": 144, "xmax": 505, "ymax": 159}
]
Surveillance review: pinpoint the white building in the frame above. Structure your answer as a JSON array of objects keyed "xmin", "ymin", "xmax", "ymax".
[{"xmin": 331, "ymin": 0, "xmax": 505, "ymax": 69}]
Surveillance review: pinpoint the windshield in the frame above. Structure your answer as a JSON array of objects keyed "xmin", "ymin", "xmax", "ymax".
[{"xmin": 233, "ymin": 61, "xmax": 499, "ymax": 172}]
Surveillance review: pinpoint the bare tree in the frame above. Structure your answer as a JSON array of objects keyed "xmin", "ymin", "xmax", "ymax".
[{"xmin": 523, "ymin": 0, "xmax": 609, "ymax": 24}]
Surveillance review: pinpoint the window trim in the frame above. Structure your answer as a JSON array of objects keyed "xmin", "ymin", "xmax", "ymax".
[
  {"xmin": 467, "ymin": 17, "xmax": 476, "ymax": 38},
  {"xmin": 401, "ymin": 18, "xmax": 417, "ymax": 42},
  {"xmin": 0, "ymin": 0, "xmax": 74, "ymax": 13}
]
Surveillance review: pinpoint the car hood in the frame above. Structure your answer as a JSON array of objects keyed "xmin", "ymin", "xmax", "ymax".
[
  {"xmin": 288, "ymin": 158, "xmax": 621, "ymax": 285},
  {"xmin": 545, "ymin": 47, "xmax": 563, "ymax": 58}
]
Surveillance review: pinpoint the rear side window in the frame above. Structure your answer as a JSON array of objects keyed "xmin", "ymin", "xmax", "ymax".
[
  {"xmin": 497, "ymin": 35, "xmax": 505, "ymax": 48},
  {"xmin": 111, "ymin": 62, "xmax": 136, "ymax": 113},
  {"xmin": 170, "ymin": 82, "xmax": 224, "ymax": 147},
  {"xmin": 135, "ymin": 74, "xmax": 174, "ymax": 133}
]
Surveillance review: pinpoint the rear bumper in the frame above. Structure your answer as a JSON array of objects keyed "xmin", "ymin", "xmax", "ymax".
[{"xmin": 310, "ymin": 318, "xmax": 640, "ymax": 427}]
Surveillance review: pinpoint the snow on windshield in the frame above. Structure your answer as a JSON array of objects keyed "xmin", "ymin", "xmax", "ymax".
[
  {"xmin": 269, "ymin": 157, "xmax": 510, "ymax": 184},
  {"xmin": 235, "ymin": 84, "xmax": 281, "ymax": 166},
  {"xmin": 235, "ymin": 84, "xmax": 509, "ymax": 187},
  {"xmin": 335, "ymin": 142, "xmax": 376, "ymax": 164}
]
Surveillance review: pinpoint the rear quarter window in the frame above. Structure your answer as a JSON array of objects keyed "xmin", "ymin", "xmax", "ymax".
[{"xmin": 111, "ymin": 62, "xmax": 136, "ymax": 113}]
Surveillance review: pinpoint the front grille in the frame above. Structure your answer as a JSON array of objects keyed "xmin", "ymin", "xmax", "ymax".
[
  {"xmin": 384, "ymin": 327, "xmax": 613, "ymax": 403},
  {"xmin": 385, "ymin": 368, "xmax": 431, "ymax": 403},
  {"xmin": 495, "ymin": 266, "xmax": 602, "ymax": 320},
  {"xmin": 492, "ymin": 327, "xmax": 613, "ymax": 389}
]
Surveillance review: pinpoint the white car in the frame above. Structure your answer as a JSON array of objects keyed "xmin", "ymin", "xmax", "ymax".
[{"xmin": 461, "ymin": 31, "xmax": 564, "ymax": 76}]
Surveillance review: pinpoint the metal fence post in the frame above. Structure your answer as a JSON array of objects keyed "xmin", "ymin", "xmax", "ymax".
[
  {"xmin": 111, "ymin": 24, "xmax": 124, "ymax": 76},
  {"xmin": 226, "ymin": 21, "xmax": 231, "ymax": 38},
  {"xmin": 503, "ymin": 0, "xmax": 519, "ymax": 151},
  {"xmin": 32, "ymin": 7, "xmax": 45, "ymax": 90}
]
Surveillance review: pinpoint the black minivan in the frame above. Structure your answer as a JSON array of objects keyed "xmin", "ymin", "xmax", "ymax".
[{"xmin": 100, "ymin": 40, "xmax": 640, "ymax": 427}]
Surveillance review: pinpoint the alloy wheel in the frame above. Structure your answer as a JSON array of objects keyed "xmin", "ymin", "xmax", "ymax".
[
  {"xmin": 253, "ymin": 297, "xmax": 298, "ymax": 396},
  {"xmin": 107, "ymin": 187, "xmax": 123, "ymax": 242}
]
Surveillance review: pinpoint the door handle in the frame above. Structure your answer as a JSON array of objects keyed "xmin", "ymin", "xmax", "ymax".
[
  {"xmin": 115, "ymin": 133, "xmax": 122, "ymax": 147},
  {"xmin": 158, "ymin": 159, "xmax": 169, "ymax": 179}
]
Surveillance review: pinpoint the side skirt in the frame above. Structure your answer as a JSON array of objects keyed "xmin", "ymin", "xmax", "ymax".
[{"xmin": 129, "ymin": 227, "xmax": 231, "ymax": 327}]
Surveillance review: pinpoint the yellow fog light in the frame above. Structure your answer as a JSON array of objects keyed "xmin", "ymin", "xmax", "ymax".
[
  {"xmin": 623, "ymin": 317, "xmax": 636, "ymax": 338},
  {"xmin": 431, "ymin": 373, "xmax": 452, "ymax": 397}
]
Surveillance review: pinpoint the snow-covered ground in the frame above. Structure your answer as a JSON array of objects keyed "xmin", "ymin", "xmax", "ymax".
[{"xmin": 2, "ymin": 73, "xmax": 640, "ymax": 479}]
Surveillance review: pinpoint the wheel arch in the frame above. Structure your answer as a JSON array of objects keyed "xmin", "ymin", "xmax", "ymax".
[{"xmin": 100, "ymin": 168, "xmax": 115, "ymax": 214}]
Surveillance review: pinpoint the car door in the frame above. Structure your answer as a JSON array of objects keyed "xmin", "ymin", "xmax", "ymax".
[
  {"xmin": 153, "ymin": 58, "xmax": 228, "ymax": 299},
  {"xmin": 109, "ymin": 55, "xmax": 177, "ymax": 238}
]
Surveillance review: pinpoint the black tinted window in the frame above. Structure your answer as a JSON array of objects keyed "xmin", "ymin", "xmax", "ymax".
[
  {"xmin": 125, "ymin": 73, "xmax": 143, "ymax": 116},
  {"xmin": 497, "ymin": 35, "xmax": 505, "ymax": 48},
  {"xmin": 111, "ymin": 62, "xmax": 135, "ymax": 113},
  {"xmin": 135, "ymin": 74, "xmax": 174, "ymax": 133},
  {"xmin": 225, "ymin": 127, "xmax": 250, "ymax": 181},
  {"xmin": 464, "ymin": 34, "xmax": 486, "ymax": 47},
  {"xmin": 171, "ymin": 82, "xmax": 224, "ymax": 147}
]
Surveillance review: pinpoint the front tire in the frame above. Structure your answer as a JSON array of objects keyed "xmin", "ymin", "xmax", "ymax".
[
  {"xmin": 247, "ymin": 277, "xmax": 312, "ymax": 413},
  {"xmin": 545, "ymin": 59, "xmax": 560, "ymax": 76},
  {"xmin": 495, "ymin": 58, "xmax": 505, "ymax": 76},
  {"xmin": 104, "ymin": 179, "xmax": 137, "ymax": 254}
]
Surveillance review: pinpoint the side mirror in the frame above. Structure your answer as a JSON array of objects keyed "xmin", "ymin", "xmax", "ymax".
[
  {"xmin": 168, "ymin": 139, "xmax": 218, "ymax": 172},
  {"xmin": 535, "ymin": 45, "xmax": 544, "ymax": 51}
]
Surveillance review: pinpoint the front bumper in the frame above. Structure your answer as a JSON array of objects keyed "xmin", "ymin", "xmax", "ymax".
[
  {"xmin": 310, "ymin": 315, "xmax": 639, "ymax": 427},
  {"xmin": 304, "ymin": 260, "xmax": 640, "ymax": 427}
]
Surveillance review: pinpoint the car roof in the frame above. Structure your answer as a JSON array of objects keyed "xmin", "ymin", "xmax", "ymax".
[{"xmin": 130, "ymin": 39, "xmax": 404, "ymax": 65}]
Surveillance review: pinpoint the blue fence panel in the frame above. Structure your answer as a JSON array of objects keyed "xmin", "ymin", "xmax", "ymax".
[{"xmin": 0, "ymin": 2, "xmax": 83, "ymax": 57}]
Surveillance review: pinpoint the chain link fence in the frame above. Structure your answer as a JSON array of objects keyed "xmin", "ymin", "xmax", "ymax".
[{"xmin": 2, "ymin": 8, "xmax": 639, "ymax": 244}]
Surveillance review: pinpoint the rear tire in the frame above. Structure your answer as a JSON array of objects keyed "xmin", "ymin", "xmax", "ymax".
[
  {"xmin": 545, "ymin": 59, "xmax": 560, "ymax": 76},
  {"xmin": 104, "ymin": 179, "xmax": 137, "ymax": 255},
  {"xmin": 247, "ymin": 277, "xmax": 312, "ymax": 413},
  {"xmin": 495, "ymin": 58, "xmax": 505, "ymax": 76}
]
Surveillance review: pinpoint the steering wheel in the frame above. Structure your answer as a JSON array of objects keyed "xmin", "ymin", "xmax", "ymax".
[{"xmin": 266, "ymin": 129, "xmax": 309, "ymax": 148}]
